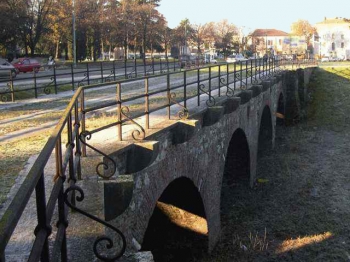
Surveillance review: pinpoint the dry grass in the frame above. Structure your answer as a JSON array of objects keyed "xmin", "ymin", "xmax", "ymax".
[{"xmin": 0, "ymin": 132, "xmax": 51, "ymax": 204}]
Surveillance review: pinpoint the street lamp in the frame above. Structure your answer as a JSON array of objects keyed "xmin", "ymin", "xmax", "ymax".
[
  {"xmin": 265, "ymin": 30, "xmax": 268, "ymax": 55},
  {"xmin": 72, "ymin": 0, "xmax": 76, "ymax": 67}
]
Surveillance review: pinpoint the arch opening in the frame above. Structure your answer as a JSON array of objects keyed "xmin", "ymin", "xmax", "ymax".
[
  {"xmin": 221, "ymin": 128, "xmax": 250, "ymax": 226},
  {"xmin": 258, "ymin": 106, "xmax": 273, "ymax": 158},
  {"xmin": 141, "ymin": 177, "xmax": 208, "ymax": 261},
  {"xmin": 223, "ymin": 128, "xmax": 251, "ymax": 186}
]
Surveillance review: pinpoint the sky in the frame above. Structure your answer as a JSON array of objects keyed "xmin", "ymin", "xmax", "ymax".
[{"xmin": 157, "ymin": 0, "xmax": 350, "ymax": 34}]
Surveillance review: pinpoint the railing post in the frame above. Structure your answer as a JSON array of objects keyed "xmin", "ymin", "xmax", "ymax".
[
  {"xmin": 239, "ymin": 61, "xmax": 243, "ymax": 87},
  {"xmin": 67, "ymin": 112, "xmax": 76, "ymax": 207},
  {"xmin": 71, "ymin": 64, "xmax": 75, "ymax": 91},
  {"xmin": 218, "ymin": 65, "xmax": 221, "ymax": 97},
  {"xmin": 145, "ymin": 77, "xmax": 149, "ymax": 129},
  {"xmin": 80, "ymin": 89, "xmax": 86, "ymax": 157},
  {"xmin": 124, "ymin": 59, "xmax": 127, "ymax": 79},
  {"xmin": 9, "ymin": 74, "xmax": 15, "ymax": 102},
  {"xmin": 143, "ymin": 58, "xmax": 146, "ymax": 76},
  {"xmin": 34, "ymin": 70, "xmax": 38, "ymax": 98},
  {"xmin": 33, "ymin": 173, "xmax": 51, "ymax": 262},
  {"xmin": 209, "ymin": 66, "xmax": 212, "ymax": 98},
  {"xmin": 53, "ymin": 66, "xmax": 58, "ymax": 94},
  {"xmin": 74, "ymin": 100, "xmax": 82, "ymax": 180},
  {"xmin": 197, "ymin": 68, "xmax": 200, "ymax": 106},
  {"xmin": 226, "ymin": 63, "xmax": 229, "ymax": 92},
  {"xmin": 234, "ymin": 63, "xmax": 237, "ymax": 91},
  {"xmin": 152, "ymin": 57, "xmax": 155, "ymax": 75},
  {"xmin": 54, "ymin": 136, "xmax": 68, "ymax": 261},
  {"xmin": 250, "ymin": 59, "xmax": 253, "ymax": 83},
  {"xmin": 167, "ymin": 74, "xmax": 170, "ymax": 119},
  {"xmin": 184, "ymin": 71, "xmax": 187, "ymax": 108},
  {"xmin": 134, "ymin": 58, "xmax": 137, "ymax": 78},
  {"xmin": 100, "ymin": 62, "xmax": 103, "ymax": 83},
  {"xmin": 86, "ymin": 63, "xmax": 90, "ymax": 85},
  {"xmin": 116, "ymin": 83, "xmax": 122, "ymax": 141},
  {"xmin": 113, "ymin": 60, "xmax": 116, "ymax": 81}
]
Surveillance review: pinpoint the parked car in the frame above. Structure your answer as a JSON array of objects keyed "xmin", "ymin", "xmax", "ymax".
[
  {"xmin": 0, "ymin": 58, "xmax": 17, "ymax": 78},
  {"xmin": 226, "ymin": 54, "xmax": 248, "ymax": 63},
  {"xmin": 13, "ymin": 58, "xmax": 41, "ymax": 73}
]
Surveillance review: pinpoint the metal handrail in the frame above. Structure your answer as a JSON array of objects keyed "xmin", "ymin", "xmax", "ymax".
[{"xmin": 0, "ymin": 56, "xmax": 316, "ymax": 261}]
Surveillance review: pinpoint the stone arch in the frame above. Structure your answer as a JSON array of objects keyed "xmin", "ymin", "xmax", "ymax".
[
  {"xmin": 223, "ymin": 128, "xmax": 251, "ymax": 186},
  {"xmin": 276, "ymin": 92, "xmax": 285, "ymax": 126},
  {"xmin": 141, "ymin": 177, "xmax": 208, "ymax": 261},
  {"xmin": 258, "ymin": 105, "xmax": 273, "ymax": 157}
]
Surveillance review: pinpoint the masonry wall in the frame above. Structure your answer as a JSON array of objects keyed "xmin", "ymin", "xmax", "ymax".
[{"xmin": 104, "ymin": 67, "xmax": 315, "ymax": 257}]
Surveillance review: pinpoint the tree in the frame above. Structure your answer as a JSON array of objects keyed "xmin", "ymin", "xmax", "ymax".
[
  {"xmin": 23, "ymin": 0, "xmax": 54, "ymax": 56},
  {"xmin": 291, "ymin": 19, "xmax": 315, "ymax": 50},
  {"xmin": 213, "ymin": 20, "xmax": 238, "ymax": 58},
  {"xmin": 172, "ymin": 19, "xmax": 194, "ymax": 54},
  {"xmin": 0, "ymin": 0, "xmax": 27, "ymax": 57},
  {"xmin": 191, "ymin": 23, "xmax": 213, "ymax": 55}
]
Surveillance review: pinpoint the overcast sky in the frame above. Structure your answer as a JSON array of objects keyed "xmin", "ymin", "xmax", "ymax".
[{"xmin": 157, "ymin": 0, "xmax": 350, "ymax": 34}]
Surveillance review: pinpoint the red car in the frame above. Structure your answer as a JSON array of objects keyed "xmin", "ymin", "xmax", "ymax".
[{"xmin": 13, "ymin": 58, "xmax": 41, "ymax": 73}]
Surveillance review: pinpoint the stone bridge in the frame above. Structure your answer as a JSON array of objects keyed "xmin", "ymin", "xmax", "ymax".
[{"xmin": 99, "ymin": 68, "xmax": 314, "ymax": 259}]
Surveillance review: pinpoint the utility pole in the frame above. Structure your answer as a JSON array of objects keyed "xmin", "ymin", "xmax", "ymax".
[{"xmin": 72, "ymin": 0, "xmax": 76, "ymax": 67}]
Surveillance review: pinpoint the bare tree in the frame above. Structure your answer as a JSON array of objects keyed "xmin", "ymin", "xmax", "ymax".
[
  {"xmin": 291, "ymin": 19, "xmax": 315, "ymax": 50},
  {"xmin": 214, "ymin": 19, "xmax": 238, "ymax": 58}
]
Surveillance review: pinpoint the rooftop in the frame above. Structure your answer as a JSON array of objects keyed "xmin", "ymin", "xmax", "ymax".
[{"xmin": 250, "ymin": 29, "xmax": 289, "ymax": 37}]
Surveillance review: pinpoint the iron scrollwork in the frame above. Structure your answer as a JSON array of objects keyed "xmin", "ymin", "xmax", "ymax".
[
  {"xmin": 1, "ymin": 82, "xmax": 13, "ymax": 102},
  {"xmin": 246, "ymin": 69, "xmax": 252, "ymax": 77},
  {"xmin": 199, "ymin": 83, "xmax": 216, "ymax": 107},
  {"xmin": 78, "ymin": 73, "xmax": 88, "ymax": 87},
  {"xmin": 168, "ymin": 93, "xmax": 189, "ymax": 120},
  {"xmin": 234, "ymin": 72, "xmax": 241, "ymax": 80},
  {"xmin": 220, "ymin": 77, "xmax": 234, "ymax": 97},
  {"xmin": 43, "ymin": 77, "xmax": 55, "ymax": 94},
  {"xmin": 161, "ymin": 65, "xmax": 169, "ymax": 74},
  {"xmin": 121, "ymin": 106, "xmax": 145, "ymax": 140},
  {"xmin": 64, "ymin": 185, "xmax": 126, "ymax": 261},
  {"xmin": 240, "ymin": 84, "xmax": 247, "ymax": 90},
  {"xmin": 146, "ymin": 65, "xmax": 153, "ymax": 75},
  {"xmin": 79, "ymin": 131, "xmax": 117, "ymax": 179},
  {"xmin": 105, "ymin": 70, "xmax": 114, "ymax": 82},
  {"xmin": 127, "ymin": 69, "xmax": 136, "ymax": 79}
]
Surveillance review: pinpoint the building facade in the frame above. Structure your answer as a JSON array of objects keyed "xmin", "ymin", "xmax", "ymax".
[
  {"xmin": 248, "ymin": 29, "xmax": 307, "ymax": 57},
  {"xmin": 314, "ymin": 17, "xmax": 350, "ymax": 60}
]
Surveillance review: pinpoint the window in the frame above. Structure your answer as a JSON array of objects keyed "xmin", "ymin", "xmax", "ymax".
[
  {"xmin": 279, "ymin": 39, "xmax": 282, "ymax": 45},
  {"xmin": 341, "ymin": 42, "xmax": 344, "ymax": 48},
  {"xmin": 341, "ymin": 34, "xmax": 344, "ymax": 39},
  {"xmin": 332, "ymin": 42, "xmax": 335, "ymax": 51},
  {"xmin": 267, "ymin": 40, "xmax": 273, "ymax": 45}
]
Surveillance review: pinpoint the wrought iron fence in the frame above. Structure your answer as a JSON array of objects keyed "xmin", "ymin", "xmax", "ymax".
[
  {"xmin": 0, "ymin": 58, "xmax": 182, "ymax": 102},
  {"xmin": 0, "ymin": 56, "xmax": 316, "ymax": 261}
]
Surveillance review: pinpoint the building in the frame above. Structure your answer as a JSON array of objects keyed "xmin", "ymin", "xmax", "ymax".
[
  {"xmin": 248, "ymin": 29, "xmax": 307, "ymax": 57},
  {"xmin": 314, "ymin": 17, "xmax": 350, "ymax": 60}
]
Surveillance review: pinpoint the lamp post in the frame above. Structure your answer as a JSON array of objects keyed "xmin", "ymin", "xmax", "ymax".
[
  {"xmin": 265, "ymin": 31, "xmax": 268, "ymax": 55},
  {"xmin": 72, "ymin": 0, "xmax": 76, "ymax": 67}
]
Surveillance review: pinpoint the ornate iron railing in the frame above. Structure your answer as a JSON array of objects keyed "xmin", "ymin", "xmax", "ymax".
[{"xmin": 0, "ymin": 56, "xmax": 316, "ymax": 261}]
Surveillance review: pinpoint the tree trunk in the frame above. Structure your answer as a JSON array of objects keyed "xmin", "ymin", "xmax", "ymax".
[{"xmin": 55, "ymin": 41, "xmax": 59, "ymax": 59}]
